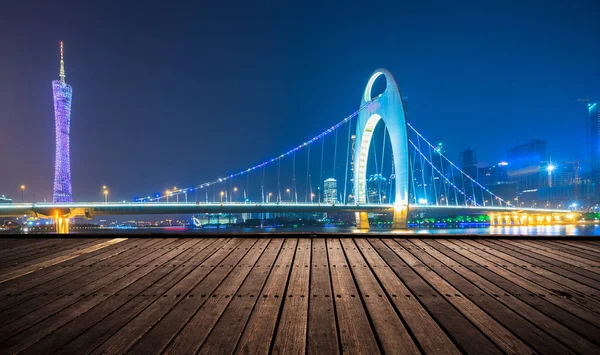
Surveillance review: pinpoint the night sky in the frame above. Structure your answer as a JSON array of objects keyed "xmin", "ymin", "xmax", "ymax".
[{"xmin": 1, "ymin": 0, "xmax": 599, "ymax": 202}]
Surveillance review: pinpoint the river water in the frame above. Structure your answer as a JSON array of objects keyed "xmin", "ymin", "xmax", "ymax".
[{"xmin": 79, "ymin": 224, "xmax": 600, "ymax": 236}]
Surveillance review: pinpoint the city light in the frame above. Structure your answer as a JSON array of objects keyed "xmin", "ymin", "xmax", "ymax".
[{"xmin": 546, "ymin": 164, "xmax": 555, "ymax": 172}]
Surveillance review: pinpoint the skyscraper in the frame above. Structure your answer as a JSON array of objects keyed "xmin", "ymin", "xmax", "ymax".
[
  {"xmin": 52, "ymin": 41, "xmax": 73, "ymax": 202},
  {"xmin": 506, "ymin": 139, "xmax": 547, "ymax": 192},
  {"xmin": 324, "ymin": 178, "xmax": 337, "ymax": 204},
  {"xmin": 589, "ymin": 102, "xmax": 600, "ymax": 203}
]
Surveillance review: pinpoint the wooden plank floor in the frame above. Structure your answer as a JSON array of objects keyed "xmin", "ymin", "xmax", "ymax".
[{"xmin": 0, "ymin": 237, "xmax": 598, "ymax": 354}]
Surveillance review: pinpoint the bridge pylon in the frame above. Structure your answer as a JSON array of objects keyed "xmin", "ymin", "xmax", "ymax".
[
  {"xmin": 55, "ymin": 217, "xmax": 70, "ymax": 234},
  {"xmin": 354, "ymin": 69, "xmax": 410, "ymax": 230}
]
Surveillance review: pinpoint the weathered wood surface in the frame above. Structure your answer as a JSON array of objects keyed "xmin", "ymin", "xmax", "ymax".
[{"xmin": 0, "ymin": 237, "xmax": 598, "ymax": 355}]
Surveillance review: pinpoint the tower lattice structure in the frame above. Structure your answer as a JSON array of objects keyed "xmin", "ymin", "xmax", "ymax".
[{"xmin": 52, "ymin": 41, "xmax": 73, "ymax": 202}]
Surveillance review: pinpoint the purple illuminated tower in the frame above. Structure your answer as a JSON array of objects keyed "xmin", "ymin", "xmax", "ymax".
[{"xmin": 52, "ymin": 41, "xmax": 73, "ymax": 202}]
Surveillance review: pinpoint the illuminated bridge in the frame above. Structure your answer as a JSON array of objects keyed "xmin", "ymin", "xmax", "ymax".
[{"xmin": 2, "ymin": 69, "xmax": 573, "ymax": 233}]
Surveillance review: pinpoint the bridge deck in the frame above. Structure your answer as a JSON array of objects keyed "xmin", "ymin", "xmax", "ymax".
[{"xmin": 0, "ymin": 237, "xmax": 598, "ymax": 354}]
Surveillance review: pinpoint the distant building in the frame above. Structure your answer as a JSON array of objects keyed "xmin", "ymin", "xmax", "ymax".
[
  {"xmin": 324, "ymin": 178, "xmax": 337, "ymax": 204},
  {"xmin": 589, "ymin": 102, "xmax": 600, "ymax": 203},
  {"xmin": 0, "ymin": 195, "xmax": 13, "ymax": 225},
  {"xmin": 366, "ymin": 174, "xmax": 390, "ymax": 204},
  {"xmin": 478, "ymin": 162, "xmax": 509, "ymax": 186},
  {"xmin": 506, "ymin": 139, "xmax": 547, "ymax": 192},
  {"xmin": 460, "ymin": 148, "xmax": 478, "ymax": 179}
]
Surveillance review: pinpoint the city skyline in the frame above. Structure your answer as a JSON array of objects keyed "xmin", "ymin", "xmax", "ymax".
[{"xmin": 1, "ymin": 1, "xmax": 599, "ymax": 202}]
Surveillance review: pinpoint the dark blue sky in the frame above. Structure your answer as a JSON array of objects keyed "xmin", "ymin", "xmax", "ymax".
[{"xmin": 1, "ymin": 0, "xmax": 598, "ymax": 202}]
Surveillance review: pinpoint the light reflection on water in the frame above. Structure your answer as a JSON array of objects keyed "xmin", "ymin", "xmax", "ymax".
[{"xmin": 81, "ymin": 224, "xmax": 600, "ymax": 236}]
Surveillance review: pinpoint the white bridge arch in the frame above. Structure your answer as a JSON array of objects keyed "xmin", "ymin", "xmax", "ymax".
[{"xmin": 354, "ymin": 68, "xmax": 410, "ymax": 229}]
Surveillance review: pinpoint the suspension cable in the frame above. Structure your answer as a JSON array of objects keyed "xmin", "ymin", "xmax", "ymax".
[
  {"xmin": 305, "ymin": 144, "xmax": 311, "ymax": 202},
  {"xmin": 410, "ymin": 139, "xmax": 477, "ymax": 205},
  {"xmin": 333, "ymin": 128, "xmax": 338, "ymax": 180},
  {"xmin": 427, "ymin": 142, "xmax": 439, "ymax": 206},
  {"xmin": 319, "ymin": 136, "xmax": 325, "ymax": 203},
  {"xmin": 408, "ymin": 123, "xmax": 508, "ymax": 206},
  {"xmin": 277, "ymin": 159, "xmax": 281, "ymax": 203},
  {"xmin": 343, "ymin": 117, "xmax": 352, "ymax": 204}
]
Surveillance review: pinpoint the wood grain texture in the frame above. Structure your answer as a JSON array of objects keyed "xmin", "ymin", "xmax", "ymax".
[{"xmin": 0, "ymin": 237, "xmax": 597, "ymax": 355}]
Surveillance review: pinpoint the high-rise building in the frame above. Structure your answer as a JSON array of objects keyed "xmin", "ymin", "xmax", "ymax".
[
  {"xmin": 459, "ymin": 148, "xmax": 478, "ymax": 179},
  {"xmin": 589, "ymin": 102, "xmax": 600, "ymax": 203},
  {"xmin": 52, "ymin": 42, "xmax": 73, "ymax": 202},
  {"xmin": 366, "ymin": 174, "xmax": 390, "ymax": 204},
  {"xmin": 506, "ymin": 139, "xmax": 547, "ymax": 192},
  {"xmin": 324, "ymin": 178, "xmax": 337, "ymax": 204}
]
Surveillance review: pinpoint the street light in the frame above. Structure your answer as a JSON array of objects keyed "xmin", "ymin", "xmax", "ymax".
[
  {"xmin": 286, "ymin": 188, "xmax": 291, "ymax": 202},
  {"xmin": 311, "ymin": 193, "xmax": 315, "ymax": 203},
  {"xmin": 104, "ymin": 189, "xmax": 109, "ymax": 204},
  {"xmin": 166, "ymin": 190, "xmax": 171, "ymax": 203},
  {"xmin": 232, "ymin": 187, "xmax": 238, "ymax": 203},
  {"xmin": 220, "ymin": 191, "xmax": 225, "ymax": 204},
  {"xmin": 20, "ymin": 185, "xmax": 25, "ymax": 203},
  {"xmin": 268, "ymin": 192, "xmax": 273, "ymax": 203}
]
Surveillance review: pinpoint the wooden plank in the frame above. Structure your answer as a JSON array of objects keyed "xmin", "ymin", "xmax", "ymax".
[
  {"xmin": 542, "ymin": 241, "xmax": 600, "ymax": 262},
  {"xmin": 408, "ymin": 238, "xmax": 599, "ymax": 353},
  {"xmin": 0, "ymin": 238, "xmax": 142, "ymax": 299},
  {"xmin": 233, "ymin": 238, "xmax": 297, "ymax": 355},
  {"xmin": 0, "ymin": 239, "xmax": 182, "ymax": 341},
  {"xmin": 0, "ymin": 239, "xmax": 64, "ymax": 262},
  {"xmin": 558, "ymin": 241, "xmax": 600, "ymax": 254},
  {"xmin": 89, "ymin": 238, "xmax": 242, "ymax": 354},
  {"xmin": 0, "ymin": 239, "xmax": 160, "ymax": 315},
  {"xmin": 354, "ymin": 238, "xmax": 461, "ymax": 355},
  {"xmin": 270, "ymin": 238, "xmax": 312, "ymax": 355},
  {"xmin": 440, "ymin": 239, "xmax": 600, "ymax": 325},
  {"xmin": 368, "ymin": 238, "xmax": 502, "ymax": 354},
  {"xmin": 198, "ymin": 239, "xmax": 285, "ymax": 355},
  {"xmin": 0, "ymin": 239, "xmax": 168, "ymax": 322},
  {"xmin": 0, "ymin": 238, "xmax": 141, "ymax": 292},
  {"xmin": 306, "ymin": 238, "xmax": 339, "ymax": 355},
  {"xmin": 0, "ymin": 239, "xmax": 81, "ymax": 260},
  {"xmin": 0, "ymin": 238, "xmax": 126, "ymax": 284},
  {"xmin": 470, "ymin": 240, "xmax": 600, "ymax": 303},
  {"xmin": 340, "ymin": 238, "xmax": 420, "ymax": 354},
  {"xmin": 30, "ymin": 239, "xmax": 218, "ymax": 355},
  {"xmin": 106, "ymin": 238, "xmax": 257, "ymax": 354},
  {"xmin": 498, "ymin": 240, "xmax": 600, "ymax": 280},
  {"xmin": 0, "ymin": 238, "xmax": 193, "ymax": 354},
  {"xmin": 385, "ymin": 238, "xmax": 533, "ymax": 354},
  {"xmin": 480, "ymin": 239, "xmax": 600, "ymax": 291},
  {"xmin": 163, "ymin": 238, "xmax": 271, "ymax": 355},
  {"xmin": 0, "ymin": 239, "xmax": 99, "ymax": 268},
  {"xmin": 326, "ymin": 238, "xmax": 381, "ymax": 354},
  {"xmin": 516, "ymin": 240, "xmax": 600, "ymax": 270},
  {"xmin": 424, "ymin": 239, "xmax": 600, "ymax": 345},
  {"xmin": 0, "ymin": 239, "xmax": 101, "ymax": 271}
]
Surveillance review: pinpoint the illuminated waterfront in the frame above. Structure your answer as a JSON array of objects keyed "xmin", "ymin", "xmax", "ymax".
[{"xmin": 55, "ymin": 224, "xmax": 600, "ymax": 236}]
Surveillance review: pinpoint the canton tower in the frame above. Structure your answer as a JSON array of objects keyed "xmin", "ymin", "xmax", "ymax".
[{"xmin": 52, "ymin": 41, "xmax": 73, "ymax": 202}]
